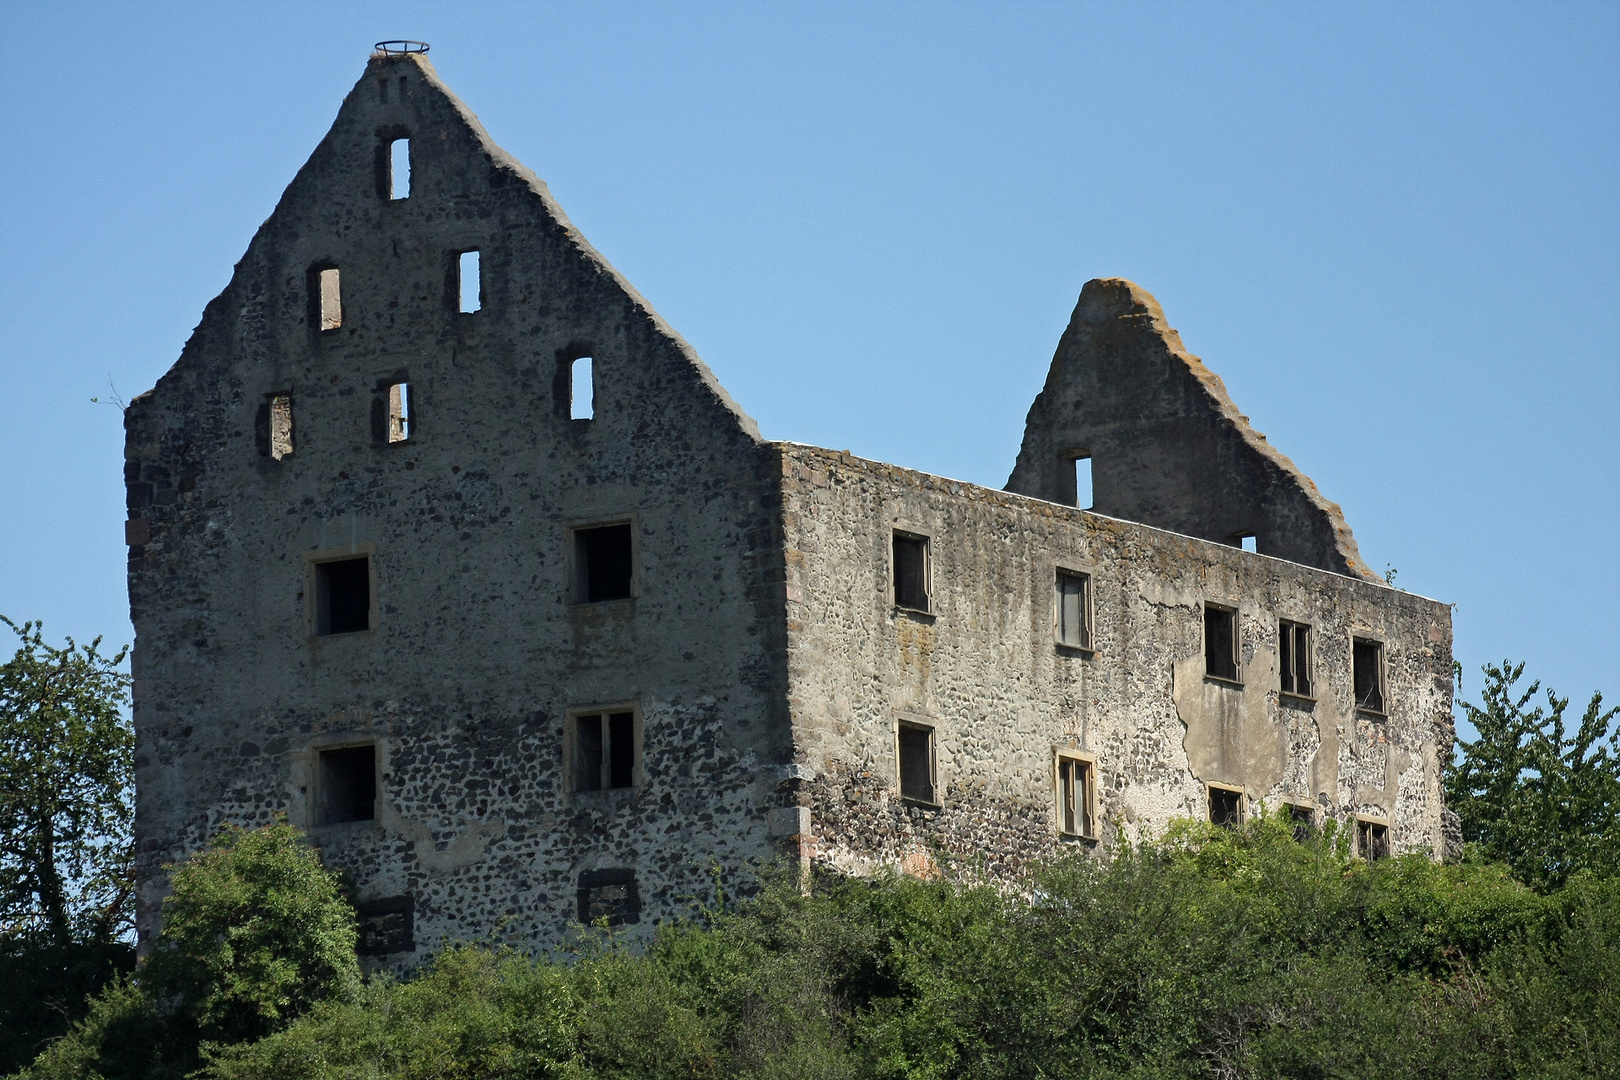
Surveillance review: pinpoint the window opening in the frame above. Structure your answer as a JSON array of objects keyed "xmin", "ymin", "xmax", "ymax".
[
  {"xmin": 898, "ymin": 722, "xmax": 936, "ymax": 804},
  {"xmin": 317, "ymin": 267, "xmax": 342, "ymax": 331},
  {"xmin": 1055, "ymin": 570, "xmax": 1092, "ymax": 649},
  {"xmin": 1073, "ymin": 455, "xmax": 1093, "ymax": 510},
  {"xmin": 1239, "ymin": 534, "xmax": 1257, "ymax": 553},
  {"xmin": 575, "ymin": 523, "xmax": 632, "ymax": 602},
  {"xmin": 386, "ymin": 382, "xmax": 411, "ymax": 443},
  {"xmin": 378, "ymin": 78, "xmax": 389, "ymax": 104},
  {"xmin": 1288, "ymin": 803, "xmax": 1315, "ymax": 842},
  {"xmin": 315, "ymin": 556, "xmax": 370, "ymax": 635},
  {"xmin": 570, "ymin": 356, "xmax": 594, "ymax": 419},
  {"xmin": 1208, "ymin": 785, "xmax": 1244, "ymax": 829},
  {"xmin": 389, "ymin": 138, "xmax": 411, "ymax": 199},
  {"xmin": 1353, "ymin": 638, "xmax": 1386, "ymax": 713},
  {"xmin": 573, "ymin": 711, "xmax": 636, "ymax": 793},
  {"xmin": 1358, "ymin": 818, "xmax": 1390, "ymax": 860},
  {"xmin": 458, "ymin": 250, "xmax": 481, "ymax": 313},
  {"xmin": 1057, "ymin": 755, "xmax": 1096, "ymax": 837},
  {"xmin": 893, "ymin": 532, "xmax": 929, "ymax": 612},
  {"xmin": 317, "ymin": 745, "xmax": 376, "ymax": 825},
  {"xmin": 260, "ymin": 393, "xmax": 294, "ymax": 460},
  {"xmin": 1279, "ymin": 620, "xmax": 1312, "ymax": 697},
  {"xmin": 1204, "ymin": 604, "xmax": 1239, "ymax": 682},
  {"xmin": 577, "ymin": 868, "xmax": 640, "ymax": 926}
]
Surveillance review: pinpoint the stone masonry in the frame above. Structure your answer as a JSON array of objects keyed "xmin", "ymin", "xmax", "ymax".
[{"xmin": 126, "ymin": 50, "xmax": 1454, "ymax": 968}]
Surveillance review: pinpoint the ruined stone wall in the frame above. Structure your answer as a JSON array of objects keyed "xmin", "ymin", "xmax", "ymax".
[
  {"xmin": 777, "ymin": 444, "xmax": 1453, "ymax": 877},
  {"xmin": 126, "ymin": 53, "xmax": 791, "ymax": 965}
]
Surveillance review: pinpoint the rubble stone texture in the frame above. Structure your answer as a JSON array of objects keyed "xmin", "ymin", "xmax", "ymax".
[{"xmin": 125, "ymin": 51, "xmax": 1454, "ymax": 967}]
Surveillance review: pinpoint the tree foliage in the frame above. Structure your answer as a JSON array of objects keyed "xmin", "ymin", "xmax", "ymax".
[{"xmin": 1447, "ymin": 661, "xmax": 1620, "ymax": 889}]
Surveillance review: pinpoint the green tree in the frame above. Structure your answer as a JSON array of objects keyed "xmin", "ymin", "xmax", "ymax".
[{"xmin": 1447, "ymin": 661, "xmax": 1620, "ymax": 890}]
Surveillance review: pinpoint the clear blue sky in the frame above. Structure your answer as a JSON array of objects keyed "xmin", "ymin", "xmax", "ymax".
[{"xmin": 1, "ymin": 3, "xmax": 1615, "ymax": 731}]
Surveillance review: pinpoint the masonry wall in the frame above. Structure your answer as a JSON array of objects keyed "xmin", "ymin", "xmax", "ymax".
[
  {"xmin": 777, "ymin": 444, "xmax": 1454, "ymax": 877},
  {"xmin": 125, "ymin": 53, "xmax": 792, "ymax": 965}
]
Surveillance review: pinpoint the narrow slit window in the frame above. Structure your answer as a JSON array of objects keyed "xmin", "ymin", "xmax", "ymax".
[
  {"xmin": 318, "ymin": 267, "xmax": 342, "ymax": 331},
  {"xmin": 389, "ymin": 138, "xmax": 411, "ymax": 199},
  {"xmin": 316, "ymin": 744, "xmax": 376, "ymax": 825},
  {"xmin": 572, "ymin": 711, "xmax": 637, "ymax": 793},
  {"xmin": 1288, "ymin": 803, "xmax": 1316, "ymax": 842},
  {"xmin": 458, "ymin": 250, "xmax": 481, "ymax": 313},
  {"xmin": 1073, "ymin": 455, "xmax": 1093, "ymax": 510},
  {"xmin": 1055, "ymin": 570, "xmax": 1092, "ymax": 650},
  {"xmin": 1279, "ymin": 620, "xmax": 1312, "ymax": 697},
  {"xmin": 1357, "ymin": 818, "xmax": 1390, "ymax": 861},
  {"xmin": 575, "ymin": 522, "xmax": 633, "ymax": 602},
  {"xmin": 898, "ymin": 723, "xmax": 936, "ymax": 804},
  {"xmin": 315, "ymin": 556, "xmax": 370, "ymax": 635},
  {"xmin": 893, "ymin": 532, "xmax": 929, "ymax": 612},
  {"xmin": 571, "ymin": 356, "xmax": 594, "ymax": 419},
  {"xmin": 1204, "ymin": 604, "xmax": 1239, "ymax": 682},
  {"xmin": 388, "ymin": 382, "xmax": 411, "ymax": 443},
  {"xmin": 1353, "ymin": 638, "xmax": 1386, "ymax": 714},
  {"xmin": 1057, "ymin": 755, "xmax": 1096, "ymax": 838},
  {"xmin": 259, "ymin": 393, "xmax": 294, "ymax": 460},
  {"xmin": 1208, "ymin": 785, "xmax": 1244, "ymax": 829}
]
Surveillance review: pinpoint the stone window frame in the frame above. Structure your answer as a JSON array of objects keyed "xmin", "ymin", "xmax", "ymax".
[
  {"xmin": 1355, "ymin": 814, "xmax": 1392, "ymax": 861},
  {"xmin": 1279, "ymin": 797, "xmax": 1318, "ymax": 840},
  {"xmin": 1053, "ymin": 748, "xmax": 1098, "ymax": 840},
  {"xmin": 889, "ymin": 527, "xmax": 933, "ymax": 617},
  {"xmin": 307, "ymin": 261, "xmax": 344, "ymax": 337},
  {"xmin": 562, "ymin": 699, "xmax": 644, "ymax": 803},
  {"xmin": 302, "ymin": 543, "xmax": 379, "ymax": 640},
  {"xmin": 1278, "ymin": 617, "xmax": 1315, "ymax": 702},
  {"xmin": 305, "ymin": 735, "xmax": 383, "ymax": 831},
  {"xmin": 894, "ymin": 715, "xmax": 940, "ymax": 808},
  {"xmin": 566, "ymin": 514, "xmax": 639, "ymax": 607},
  {"xmin": 1351, "ymin": 633, "xmax": 1389, "ymax": 717},
  {"xmin": 1207, "ymin": 781, "xmax": 1247, "ymax": 828},
  {"xmin": 1052, "ymin": 561, "xmax": 1096, "ymax": 653},
  {"xmin": 1202, "ymin": 600, "xmax": 1243, "ymax": 687}
]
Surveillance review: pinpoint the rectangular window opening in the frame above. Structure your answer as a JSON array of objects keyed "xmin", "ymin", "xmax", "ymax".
[
  {"xmin": 1209, "ymin": 785, "xmax": 1244, "ymax": 829},
  {"xmin": 1239, "ymin": 533, "xmax": 1257, "ymax": 553},
  {"xmin": 893, "ymin": 532, "xmax": 929, "ymax": 612},
  {"xmin": 1353, "ymin": 638, "xmax": 1386, "ymax": 714},
  {"xmin": 898, "ymin": 722, "xmax": 936, "ymax": 804},
  {"xmin": 1057, "ymin": 755, "xmax": 1096, "ymax": 838},
  {"xmin": 318, "ymin": 267, "xmax": 342, "ymax": 331},
  {"xmin": 387, "ymin": 382, "xmax": 411, "ymax": 443},
  {"xmin": 573, "ymin": 711, "xmax": 637, "ymax": 793},
  {"xmin": 1358, "ymin": 819, "xmax": 1390, "ymax": 861},
  {"xmin": 575, "ymin": 522, "xmax": 633, "ymax": 603},
  {"xmin": 389, "ymin": 138, "xmax": 411, "ymax": 199},
  {"xmin": 570, "ymin": 356, "xmax": 594, "ymax": 419},
  {"xmin": 1279, "ymin": 620, "xmax": 1312, "ymax": 697},
  {"xmin": 315, "ymin": 556, "xmax": 371, "ymax": 635},
  {"xmin": 458, "ymin": 250, "xmax": 481, "ymax": 313},
  {"xmin": 1055, "ymin": 570, "xmax": 1092, "ymax": 650},
  {"xmin": 266, "ymin": 393, "xmax": 294, "ymax": 460},
  {"xmin": 577, "ymin": 868, "xmax": 640, "ymax": 926},
  {"xmin": 1073, "ymin": 455, "xmax": 1093, "ymax": 510},
  {"xmin": 317, "ymin": 744, "xmax": 376, "ymax": 825},
  {"xmin": 1204, "ymin": 604, "xmax": 1239, "ymax": 682},
  {"xmin": 1288, "ymin": 803, "xmax": 1315, "ymax": 842}
]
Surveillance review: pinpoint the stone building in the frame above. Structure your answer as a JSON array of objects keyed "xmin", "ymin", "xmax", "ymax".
[{"xmin": 125, "ymin": 48, "xmax": 1455, "ymax": 964}]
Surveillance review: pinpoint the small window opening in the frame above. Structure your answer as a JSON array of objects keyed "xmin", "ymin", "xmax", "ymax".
[
  {"xmin": 1358, "ymin": 818, "xmax": 1391, "ymax": 861},
  {"xmin": 387, "ymin": 382, "xmax": 411, "ymax": 443},
  {"xmin": 575, "ymin": 523, "xmax": 633, "ymax": 602},
  {"xmin": 458, "ymin": 250, "xmax": 481, "ymax": 313},
  {"xmin": 898, "ymin": 722, "xmax": 936, "ymax": 804},
  {"xmin": 1209, "ymin": 785, "xmax": 1244, "ymax": 829},
  {"xmin": 893, "ymin": 532, "xmax": 929, "ymax": 612},
  {"xmin": 573, "ymin": 711, "xmax": 636, "ymax": 793},
  {"xmin": 1055, "ymin": 570, "xmax": 1092, "ymax": 650},
  {"xmin": 577, "ymin": 868, "xmax": 640, "ymax": 926},
  {"xmin": 1353, "ymin": 638, "xmax": 1386, "ymax": 714},
  {"xmin": 317, "ymin": 744, "xmax": 376, "ymax": 825},
  {"xmin": 1279, "ymin": 620, "xmax": 1312, "ymax": 697},
  {"xmin": 315, "ymin": 556, "xmax": 370, "ymax": 635},
  {"xmin": 389, "ymin": 138, "xmax": 411, "ymax": 199},
  {"xmin": 1057, "ymin": 755, "xmax": 1096, "ymax": 838},
  {"xmin": 1239, "ymin": 534, "xmax": 1257, "ymax": 553},
  {"xmin": 1204, "ymin": 604, "xmax": 1239, "ymax": 682},
  {"xmin": 1288, "ymin": 803, "xmax": 1315, "ymax": 842},
  {"xmin": 318, "ymin": 268, "xmax": 342, "ymax": 331},
  {"xmin": 1072, "ymin": 454, "xmax": 1093, "ymax": 510},
  {"xmin": 258, "ymin": 393, "xmax": 294, "ymax": 460},
  {"xmin": 570, "ymin": 356, "xmax": 594, "ymax": 419}
]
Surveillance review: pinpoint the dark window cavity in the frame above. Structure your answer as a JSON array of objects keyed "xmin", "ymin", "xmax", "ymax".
[
  {"xmin": 457, "ymin": 250, "xmax": 481, "ymax": 313},
  {"xmin": 316, "ymin": 267, "xmax": 342, "ymax": 331},
  {"xmin": 356, "ymin": 895, "xmax": 414, "ymax": 955},
  {"xmin": 573, "ymin": 711, "xmax": 636, "ymax": 793},
  {"xmin": 315, "ymin": 557, "xmax": 370, "ymax": 635},
  {"xmin": 389, "ymin": 138, "xmax": 411, "ymax": 199},
  {"xmin": 570, "ymin": 356, "xmax": 594, "ymax": 419},
  {"xmin": 1057, "ymin": 755, "xmax": 1095, "ymax": 838},
  {"xmin": 1358, "ymin": 819, "xmax": 1391, "ymax": 860},
  {"xmin": 1056, "ymin": 570, "xmax": 1092, "ymax": 650},
  {"xmin": 1279, "ymin": 620, "xmax": 1312, "ymax": 697},
  {"xmin": 1288, "ymin": 803, "xmax": 1315, "ymax": 842},
  {"xmin": 1208, "ymin": 785, "xmax": 1244, "ymax": 829},
  {"xmin": 1353, "ymin": 638, "xmax": 1386, "ymax": 714},
  {"xmin": 577, "ymin": 868, "xmax": 640, "ymax": 926},
  {"xmin": 575, "ymin": 523, "xmax": 632, "ymax": 602},
  {"xmin": 893, "ymin": 532, "xmax": 929, "ymax": 612},
  {"xmin": 1204, "ymin": 604, "xmax": 1239, "ymax": 682},
  {"xmin": 898, "ymin": 722, "xmax": 936, "ymax": 804},
  {"xmin": 317, "ymin": 744, "xmax": 376, "ymax": 825}
]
